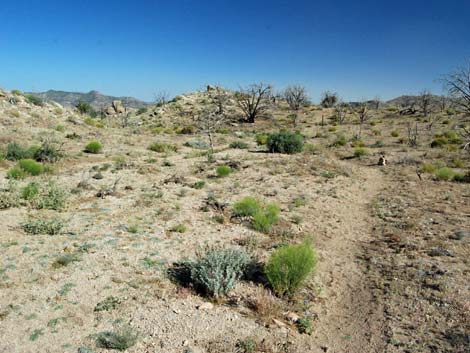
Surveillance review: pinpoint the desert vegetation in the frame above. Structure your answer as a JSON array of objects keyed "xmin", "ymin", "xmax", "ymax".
[{"xmin": 0, "ymin": 73, "xmax": 468, "ymax": 353}]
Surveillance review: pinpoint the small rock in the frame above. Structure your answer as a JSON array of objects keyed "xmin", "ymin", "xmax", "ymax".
[
  {"xmin": 272, "ymin": 318, "xmax": 287, "ymax": 327},
  {"xmin": 197, "ymin": 302, "xmax": 213, "ymax": 310},
  {"xmin": 286, "ymin": 312, "xmax": 300, "ymax": 323}
]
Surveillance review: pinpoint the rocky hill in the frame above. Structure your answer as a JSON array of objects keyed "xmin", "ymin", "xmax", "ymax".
[{"xmin": 26, "ymin": 90, "xmax": 150, "ymax": 109}]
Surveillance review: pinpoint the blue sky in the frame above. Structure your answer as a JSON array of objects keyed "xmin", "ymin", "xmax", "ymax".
[{"xmin": 1, "ymin": 0, "xmax": 469, "ymax": 102}]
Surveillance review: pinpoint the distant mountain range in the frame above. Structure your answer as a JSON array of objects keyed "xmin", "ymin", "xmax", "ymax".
[{"xmin": 27, "ymin": 90, "xmax": 150, "ymax": 109}]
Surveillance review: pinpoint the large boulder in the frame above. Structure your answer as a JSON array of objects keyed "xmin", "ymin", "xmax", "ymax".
[{"xmin": 112, "ymin": 100, "xmax": 125, "ymax": 114}]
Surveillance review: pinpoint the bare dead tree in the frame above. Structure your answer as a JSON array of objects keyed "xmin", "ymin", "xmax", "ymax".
[
  {"xmin": 460, "ymin": 126, "xmax": 470, "ymax": 151},
  {"xmin": 356, "ymin": 103, "xmax": 371, "ymax": 138},
  {"xmin": 283, "ymin": 85, "xmax": 309, "ymax": 127},
  {"xmin": 371, "ymin": 96, "xmax": 381, "ymax": 110},
  {"xmin": 194, "ymin": 89, "xmax": 230, "ymax": 154},
  {"xmin": 399, "ymin": 96, "xmax": 417, "ymax": 115},
  {"xmin": 321, "ymin": 91, "xmax": 338, "ymax": 108},
  {"xmin": 438, "ymin": 95, "xmax": 450, "ymax": 112},
  {"xmin": 418, "ymin": 90, "xmax": 432, "ymax": 117},
  {"xmin": 441, "ymin": 62, "xmax": 470, "ymax": 114},
  {"xmin": 235, "ymin": 83, "xmax": 272, "ymax": 123},
  {"xmin": 332, "ymin": 102, "xmax": 348, "ymax": 124},
  {"xmin": 155, "ymin": 91, "xmax": 170, "ymax": 106}
]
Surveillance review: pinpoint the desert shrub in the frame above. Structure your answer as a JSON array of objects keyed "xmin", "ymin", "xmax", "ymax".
[
  {"xmin": 216, "ymin": 165, "xmax": 232, "ymax": 177},
  {"xmin": 84, "ymin": 141, "xmax": 102, "ymax": 154},
  {"xmin": 21, "ymin": 182, "xmax": 40, "ymax": 200},
  {"xmin": 94, "ymin": 296, "xmax": 121, "ymax": 312},
  {"xmin": 236, "ymin": 338, "xmax": 257, "ymax": 353},
  {"xmin": 192, "ymin": 180, "xmax": 205, "ymax": 189},
  {"xmin": 353, "ymin": 147, "xmax": 367, "ymax": 158},
  {"xmin": 435, "ymin": 167, "xmax": 455, "ymax": 181},
  {"xmin": 233, "ymin": 197, "xmax": 280, "ymax": 233},
  {"xmin": 450, "ymin": 158, "xmax": 464, "ymax": 168},
  {"xmin": 25, "ymin": 94, "xmax": 44, "ymax": 106},
  {"xmin": 255, "ymin": 133, "xmax": 268, "ymax": 146},
  {"xmin": 52, "ymin": 253, "xmax": 80, "ymax": 268},
  {"xmin": 96, "ymin": 328, "xmax": 137, "ymax": 351},
  {"xmin": 33, "ymin": 140, "xmax": 63, "ymax": 162},
  {"xmin": 6, "ymin": 142, "xmax": 35, "ymax": 161},
  {"xmin": 178, "ymin": 125, "xmax": 195, "ymax": 134},
  {"xmin": 229, "ymin": 140, "xmax": 249, "ymax": 149},
  {"xmin": 233, "ymin": 197, "xmax": 262, "ymax": 217},
  {"xmin": 148, "ymin": 142, "xmax": 177, "ymax": 153},
  {"xmin": 190, "ymin": 248, "xmax": 251, "ymax": 297},
  {"xmin": 372, "ymin": 129, "xmax": 381, "ymax": 136},
  {"xmin": 442, "ymin": 131, "xmax": 463, "ymax": 144},
  {"xmin": 0, "ymin": 184, "xmax": 20, "ymax": 209},
  {"xmin": 170, "ymin": 224, "xmax": 187, "ymax": 233},
  {"xmin": 17, "ymin": 159, "xmax": 44, "ymax": 176},
  {"xmin": 431, "ymin": 137, "xmax": 448, "ymax": 148},
  {"xmin": 75, "ymin": 100, "xmax": 95, "ymax": 116},
  {"xmin": 332, "ymin": 134, "xmax": 346, "ymax": 147},
  {"xmin": 32, "ymin": 181, "xmax": 67, "ymax": 210},
  {"xmin": 391, "ymin": 130, "xmax": 399, "ymax": 137},
  {"xmin": 55, "ymin": 124, "xmax": 65, "ymax": 132},
  {"xmin": 252, "ymin": 203, "xmax": 280, "ymax": 233},
  {"xmin": 303, "ymin": 143, "xmax": 318, "ymax": 154},
  {"xmin": 420, "ymin": 163, "xmax": 437, "ymax": 174},
  {"xmin": 446, "ymin": 108, "xmax": 457, "ymax": 115},
  {"xmin": 11, "ymin": 89, "xmax": 22, "ymax": 95},
  {"xmin": 452, "ymin": 171, "xmax": 468, "ymax": 183},
  {"xmin": 136, "ymin": 107, "xmax": 148, "ymax": 115},
  {"xmin": 296, "ymin": 316, "xmax": 314, "ymax": 335},
  {"xmin": 7, "ymin": 167, "xmax": 26, "ymax": 180},
  {"xmin": 267, "ymin": 131, "xmax": 304, "ymax": 154},
  {"xmin": 351, "ymin": 139, "xmax": 365, "ymax": 147},
  {"xmin": 328, "ymin": 126, "xmax": 337, "ymax": 132},
  {"xmin": 372, "ymin": 140, "xmax": 384, "ymax": 148},
  {"xmin": 184, "ymin": 140, "xmax": 209, "ymax": 149},
  {"xmin": 265, "ymin": 241, "xmax": 317, "ymax": 297},
  {"xmin": 21, "ymin": 217, "xmax": 64, "ymax": 235}
]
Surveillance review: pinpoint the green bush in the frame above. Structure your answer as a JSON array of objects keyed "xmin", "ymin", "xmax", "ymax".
[
  {"xmin": 148, "ymin": 142, "xmax": 177, "ymax": 153},
  {"xmin": 216, "ymin": 165, "xmax": 232, "ymax": 177},
  {"xmin": 33, "ymin": 140, "xmax": 63, "ymax": 162},
  {"xmin": 5, "ymin": 142, "xmax": 37, "ymax": 161},
  {"xmin": 229, "ymin": 140, "xmax": 249, "ymax": 149},
  {"xmin": 255, "ymin": 133, "xmax": 268, "ymax": 146},
  {"xmin": 84, "ymin": 141, "xmax": 102, "ymax": 154},
  {"xmin": 233, "ymin": 197, "xmax": 262, "ymax": 217},
  {"xmin": 391, "ymin": 130, "xmax": 399, "ymax": 137},
  {"xmin": 136, "ymin": 107, "xmax": 148, "ymax": 115},
  {"xmin": 17, "ymin": 159, "xmax": 44, "ymax": 176},
  {"xmin": 267, "ymin": 131, "xmax": 304, "ymax": 154},
  {"xmin": 7, "ymin": 167, "xmax": 26, "ymax": 179},
  {"xmin": 252, "ymin": 203, "xmax": 280, "ymax": 233},
  {"xmin": 265, "ymin": 241, "xmax": 317, "ymax": 297},
  {"xmin": 420, "ymin": 163, "xmax": 437, "ymax": 174},
  {"xmin": 21, "ymin": 182, "xmax": 40, "ymax": 200},
  {"xmin": 353, "ymin": 147, "xmax": 367, "ymax": 158},
  {"xmin": 190, "ymin": 248, "xmax": 251, "ymax": 297},
  {"xmin": 170, "ymin": 224, "xmax": 187, "ymax": 233},
  {"xmin": 435, "ymin": 167, "xmax": 455, "ymax": 181},
  {"xmin": 75, "ymin": 100, "xmax": 95, "ymax": 116},
  {"xmin": 332, "ymin": 134, "xmax": 346, "ymax": 147},
  {"xmin": 233, "ymin": 197, "xmax": 280, "ymax": 233}
]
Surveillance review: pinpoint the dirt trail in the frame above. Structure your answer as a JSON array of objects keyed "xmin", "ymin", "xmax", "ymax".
[{"xmin": 311, "ymin": 162, "xmax": 388, "ymax": 353}]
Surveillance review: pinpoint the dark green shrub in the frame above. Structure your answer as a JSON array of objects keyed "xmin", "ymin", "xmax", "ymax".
[
  {"xmin": 229, "ymin": 140, "xmax": 249, "ymax": 149},
  {"xmin": 190, "ymin": 248, "xmax": 251, "ymax": 298},
  {"xmin": 33, "ymin": 140, "xmax": 63, "ymax": 162},
  {"xmin": 216, "ymin": 165, "xmax": 232, "ymax": 177},
  {"xmin": 297, "ymin": 316, "xmax": 313, "ymax": 335},
  {"xmin": 391, "ymin": 130, "xmax": 399, "ymax": 137},
  {"xmin": 6, "ymin": 142, "xmax": 37, "ymax": 161},
  {"xmin": 267, "ymin": 131, "xmax": 304, "ymax": 154},
  {"xmin": 332, "ymin": 134, "xmax": 346, "ymax": 147},
  {"xmin": 136, "ymin": 107, "xmax": 148, "ymax": 115},
  {"xmin": 25, "ymin": 94, "xmax": 44, "ymax": 106},
  {"xmin": 17, "ymin": 159, "xmax": 44, "ymax": 176},
  {"xmin": 52, "ymin": 253, "xmax": 80, "ymax": 268},
  {"xmin": 265, "ymin": 241, "xmax": 317, "ymax": 297},
  {"xmin": 435, "ymin": 167, "xmax": 455, "ymax": 181},
  {"xmin": 84, "ymin": 141, "xmax": 102, "ymax": 154},
  {"xmin": 76, "ymin": 100, "xmax": 96, "ymax": 116}
]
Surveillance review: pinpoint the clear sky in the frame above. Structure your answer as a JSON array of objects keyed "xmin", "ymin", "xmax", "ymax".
[{"xmin": 1, "ymin": 0, "xmax": 469, "ymax": 102}]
